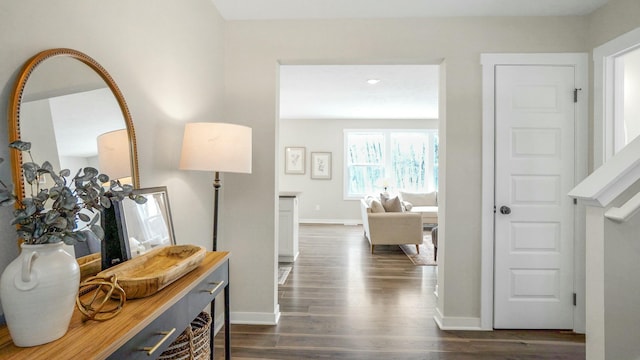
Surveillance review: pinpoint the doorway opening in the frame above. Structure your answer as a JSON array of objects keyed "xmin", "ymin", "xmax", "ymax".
[{"xmin": 277, "ymin": 63, "xmax": 441, "ymax": 225}]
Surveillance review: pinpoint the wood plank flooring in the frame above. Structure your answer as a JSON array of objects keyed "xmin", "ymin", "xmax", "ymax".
[{"xmin": 215, "ymin": 224, "xmax": 585, "ymax": 359}]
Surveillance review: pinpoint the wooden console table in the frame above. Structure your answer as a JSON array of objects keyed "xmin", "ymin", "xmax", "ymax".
[{"xmin": 0, "ymin": 251, "xmax": 230, "ymax": 360}]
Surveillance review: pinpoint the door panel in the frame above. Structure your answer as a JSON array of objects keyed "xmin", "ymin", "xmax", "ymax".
[{"xmin": 494, "ymin": 65, "xmax": 575, "ymax": 329}]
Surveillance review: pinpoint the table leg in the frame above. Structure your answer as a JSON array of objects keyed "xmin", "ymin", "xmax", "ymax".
[
  {"xmin": 210, "ymin": 298, "xmax": 215, "ymax": 360},
  {"xmin": 224, "ymin": 283, "xmax": 230, "ymax": 360}
]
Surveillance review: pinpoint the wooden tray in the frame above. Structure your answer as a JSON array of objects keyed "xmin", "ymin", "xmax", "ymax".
[
  {"xmin": 96, "ymin": 245, "xmax": 206, "ymax": 299},
  {"xmin": 77, "ymin": 253, "xmax": 101, "ymax": 281}
]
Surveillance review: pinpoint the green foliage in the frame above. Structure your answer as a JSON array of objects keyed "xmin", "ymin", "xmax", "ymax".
[{"xmin": 0, "ymin": 140, "xmax": 146, "ymax": 245}]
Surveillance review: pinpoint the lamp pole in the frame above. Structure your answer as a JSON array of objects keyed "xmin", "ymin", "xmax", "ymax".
[{"xmin": 213, "ymin": 171, "xmax": 221, "ymax": 251}]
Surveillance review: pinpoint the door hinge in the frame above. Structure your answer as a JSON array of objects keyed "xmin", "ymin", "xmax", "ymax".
[
  {"xmin": 493, "ymin": 205, "xmax": 496, "ymax": 214},
  {"xmin": 574, "ymin": 88, "xmax": 582, "ymax": 103},
  {"xmin": 573, "ymin": 293, "xmax": 577, "ymax": 306}
]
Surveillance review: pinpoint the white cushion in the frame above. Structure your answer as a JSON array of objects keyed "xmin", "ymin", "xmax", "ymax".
[{"xmin": 399, "ymin": 191, "xmax": 437, "ymax": 206}]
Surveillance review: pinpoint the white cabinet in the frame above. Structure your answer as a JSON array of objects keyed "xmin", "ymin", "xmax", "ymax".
[{"xmin": 279, "ymin": 194, "xmax": 299, "ymax": 262}]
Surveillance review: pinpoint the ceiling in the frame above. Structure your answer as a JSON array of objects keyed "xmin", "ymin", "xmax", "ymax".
[
  {"xmin": 212, "ymin": 0, "xmax": 608, "ymax": 20},
  {"xmin": 279, "ymin": 65, "xmax": 439, "ymax": 120}
]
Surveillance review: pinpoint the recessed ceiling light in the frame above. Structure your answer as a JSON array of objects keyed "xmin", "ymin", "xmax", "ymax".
[{"xmin": 367, "ymin": 79, "xmax": 381, "ymax": 85}]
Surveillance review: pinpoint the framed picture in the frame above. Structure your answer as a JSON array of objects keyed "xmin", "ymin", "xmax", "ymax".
[
  {"xmin": 117, "ymin": 186, "xmax": 176, "ymax": 259},
  {"xmin": 285, "ymin": 147, "xmax": 305, "ymax": 174},
  {"xmin": 101, "ymin": 186, "xmax": 177, "ymax": 269},
  {"xmin": 311, "ymin": 152, "xmax": 332, "ymax": 179}
]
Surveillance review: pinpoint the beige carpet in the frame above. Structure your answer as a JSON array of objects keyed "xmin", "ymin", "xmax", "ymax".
[{"xmin": 399, "ymin": 234, "xmax": 437, "ymax": 266}]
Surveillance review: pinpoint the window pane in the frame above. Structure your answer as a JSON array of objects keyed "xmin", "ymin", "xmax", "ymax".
[
  {"xmin": 346, "ymin": 132, "xmax": 385, "ymax": 196},
  {"xmin": 390, "ymin": 132, "xmax": 428, "ymax": 192},
  {"xmin": 348, "ymin": 165, "xmax": 384, "ymax": 195},
  {"xmin": 346, "ymin": 133, "xmax": 384, "ymax": 165},
  {"xmin": 433, "ymin": 134, "xmax": 439, "ymax": 190}
]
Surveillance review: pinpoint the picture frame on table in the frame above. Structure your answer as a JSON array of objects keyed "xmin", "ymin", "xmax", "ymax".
[
  {"xmin": 101, "ymin": 186, "xmax": 177, "ymax": 269},
  {"xmin": 311, "ymin": 152, "xmax": 332, "ymax": 180},
  {"xmin": 285, "ymin": 146, "xmax": 305, "ymax": 174}
]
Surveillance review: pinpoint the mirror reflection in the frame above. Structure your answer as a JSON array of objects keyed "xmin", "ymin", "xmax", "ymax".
[
  {"xmin": 20, "ymin": 57, "xmax": 130, "ymax": 187},
  {"xmin": 119, "ymin": 187, "xmax": 176, "ymax": 258}
]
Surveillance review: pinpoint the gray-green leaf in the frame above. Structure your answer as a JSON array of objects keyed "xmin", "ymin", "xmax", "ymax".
[
  {"xmin": 131, "ymin": 195, "xmax": 148, "ymax": 204},
  {"xmin": 9, "ymin": 140, "xmax": 31, "ymax": 152},
  {"xmin": 78, "ymin": 213, "xmax": 91, "ymax": 222},
  {"xmin": 90, "ymin": 225, "xmax": 104, "ymax": 240}
]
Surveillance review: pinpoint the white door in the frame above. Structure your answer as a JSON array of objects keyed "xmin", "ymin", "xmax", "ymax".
[{"xmin": 494, "ymin": 65, "xmax": 575, "ymax": 329}]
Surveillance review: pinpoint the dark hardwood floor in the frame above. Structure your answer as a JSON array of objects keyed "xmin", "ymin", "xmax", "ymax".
[{"xmin": 215, "ymin": 224, "xmax": 585, "ymax": 359}]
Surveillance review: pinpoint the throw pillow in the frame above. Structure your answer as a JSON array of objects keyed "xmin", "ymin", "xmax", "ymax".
[
  {"xmin": 365, "ymin": 195, "xmax": 376, "ymax": 207},
  {"xmin": 370, "ymin": 199, "xmax": 386, "ymax": 213},
  {"xmin": 403, "ymin": 201, "xmax": 413, "ymax": 211},
  {"xmin": 380, "ymin": 193, "xmax": 403, "ymax": 212}
]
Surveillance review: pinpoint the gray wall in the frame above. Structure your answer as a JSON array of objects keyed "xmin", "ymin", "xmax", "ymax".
[
  {"xmin": 224, "ymin": 15, "xmax": 588, "ymax": 324},
  {"xmin": 279, "ymin": 118, "xmax": 438, "ymax": 223},
  {"xmin": 0, "ymin": 0, "xmax": 226, "ymax": 318},
  {"xmin": 604, "ymin": 181, "xmax": 640, "ymax": 360}
]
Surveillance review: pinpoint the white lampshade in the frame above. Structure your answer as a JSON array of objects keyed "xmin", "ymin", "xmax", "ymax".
[
  {"xmin": 179, "ymin": 122, "xmax": 252, "ymax": 174},
  {"xmin": 97, "ymin": 129, "xmax": 131, "ymax": 181}
]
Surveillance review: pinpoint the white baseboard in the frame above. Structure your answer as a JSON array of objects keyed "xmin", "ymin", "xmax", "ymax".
[
  {"xmin": 279, "ymin": 252, "xmax": 299, "ymax": 263},
  {"xmin": 212, "ymin": 308, "xmax": 281, "ymax": 335},
  {"xmin": 231, "ymin": 308, "xmax": 281, "ymax": 325},
  {"xmin": 300, "ymin": 218, "xmax": 361, "ymax": 225},
  {"xmin": 434, "ymin": 307, "xmax": 486, "ymax": 330}
]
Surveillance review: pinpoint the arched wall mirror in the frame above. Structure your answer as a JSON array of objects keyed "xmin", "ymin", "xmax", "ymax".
[
  {"xmin": 7, "ymin": 48, "xmax": 140, "ymax": 257},
  {"xmin": 8, "ymin": 48, "xmax": 139, "ymax": 199}
]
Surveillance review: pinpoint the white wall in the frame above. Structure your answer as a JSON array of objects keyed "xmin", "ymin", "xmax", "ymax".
[
  {"xmin": 279, "ymin": 118, "xmax": 438, "ymax": 223},
  {"xmin": 20, "ymin": 99, "xmax": 61, "ymax": 192},
  {"xmin": 0, "ymin": 0, "xmax": 225, "ymax": 320}
]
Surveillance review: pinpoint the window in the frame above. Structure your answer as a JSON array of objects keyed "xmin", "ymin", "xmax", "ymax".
[
  {"xmin": 344, "ymin": 129, "xmax": 438, "ymax": 199},
  {"xmin": 614, "ymin": 47, "xmax": 640, "ymax": 152}
]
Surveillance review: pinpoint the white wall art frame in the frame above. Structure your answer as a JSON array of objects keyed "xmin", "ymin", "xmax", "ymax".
[
  {"xmin": 285, "ymin": 146, "xmax": 305, "ymax": 174},
  {"xmin": 311, "ymin": 152, "xmax": 331, "ymax": 180}
]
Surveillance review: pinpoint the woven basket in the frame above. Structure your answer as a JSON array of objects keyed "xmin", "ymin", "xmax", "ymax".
[{"xmin": 158, "ymin": 311, "xmax": 212, "ymax": 360}]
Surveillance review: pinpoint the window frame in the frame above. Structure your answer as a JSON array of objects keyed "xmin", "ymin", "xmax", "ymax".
[{"xmin": 343, "ymin": 128, "xmax": 438, "ymax": 200}]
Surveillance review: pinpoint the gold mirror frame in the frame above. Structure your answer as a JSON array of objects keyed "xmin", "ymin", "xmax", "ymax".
[{"xmin": 7, "ymin": 48, "xmax": 140, "ymax": 200}]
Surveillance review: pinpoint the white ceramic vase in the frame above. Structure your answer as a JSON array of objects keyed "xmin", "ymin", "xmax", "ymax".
[{"xmin": 0, "ymin": 242, "xmax": 80, "ymax": 347}]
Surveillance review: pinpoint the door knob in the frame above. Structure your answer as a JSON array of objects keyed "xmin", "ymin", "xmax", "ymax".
[{"xmin": 499, "ymin": 206, "xmax": 511, "ymax": 215}]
